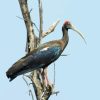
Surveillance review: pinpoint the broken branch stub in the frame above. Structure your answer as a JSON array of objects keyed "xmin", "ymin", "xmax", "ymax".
[{"xmin": 42, "ymin": 20, "xmax": 60, "ymax": 38}]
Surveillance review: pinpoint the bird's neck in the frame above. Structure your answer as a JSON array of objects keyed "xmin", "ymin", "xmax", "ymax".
[{"xmin": 61, "ymin": 26, "xmax": 69, "ymax": 50}]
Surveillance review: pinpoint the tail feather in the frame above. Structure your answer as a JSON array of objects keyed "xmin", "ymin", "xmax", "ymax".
[
  {"xmin": 6, "ymin": 63, "xmax": 18, "ymax": 81},
  {"xmin": 6, "ymin": 71, "xmax": 17, "ymax": 81},
  {"xmin": 6, "ymin": 56, "xmax": 34, "ymax": 81},
  {"xmin": 6, "ymin": 57, "xmax": 28, "ymax": 81}
]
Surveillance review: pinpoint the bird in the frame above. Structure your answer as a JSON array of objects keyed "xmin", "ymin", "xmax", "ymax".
[{"xmin": 6, "ymin": 20, "xmax": 86, "ymax": 81}]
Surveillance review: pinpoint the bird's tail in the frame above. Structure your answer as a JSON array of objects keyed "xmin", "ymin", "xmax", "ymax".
[
  {"xmin": 6, "ymin": 69, "xmax": 17, "ymax": 81},
  {"xmin": 6, "ymin": 57, "xmax": 25, "ymax": 81}
]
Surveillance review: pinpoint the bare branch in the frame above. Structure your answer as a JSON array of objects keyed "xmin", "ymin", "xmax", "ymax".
[
  {"xmin": 42, "ymin": 20, "xmax": 60, "ymax": 38},
  {"xmin": 23, "ymin": 75, "xmax": 29, "ymax": 86},
  {"xmin": 38, "ymin": 0, "xmax": 43, "ymax": 43},
  {"xmin": 18, "ymin": 0, "xmax": 36, "ymax": 53},
  {"xmin": 54, "ymin": 63, "xmax": 56, "ymax": 86},
  {"xmin": 61, "ymin": 54, "xmax": 70, "ymax": 56},
  {"xmin": 32, "ymin": 22, "xmax": 40, "ymax": 33},
  {"xmin": 16, "ymin": 16, "xmax": 24, "ymax": 20},
  {"xmin": 52, "ymin": 91, "xmax": 60, "ymax": 96},
  {"xmin": 29, "ymin": 8, "xmax": 33, "ymax": 13},
  {"xmin": 16, "ymin": 16, "xmax": 40, "ymax": 33},
  {"xmin": 29, "ymin": 90, "xmax": 34, "ymax": 100}
]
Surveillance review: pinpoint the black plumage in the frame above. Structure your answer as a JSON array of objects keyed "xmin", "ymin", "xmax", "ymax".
[{"xmin": 6, "ymin": 20, "xmax": 85, "ymax": 81}]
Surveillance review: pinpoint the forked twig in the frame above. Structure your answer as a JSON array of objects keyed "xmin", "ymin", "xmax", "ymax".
[{"xmin": 23, "ymin": 75, "xmax": 34, "ymax": 100}]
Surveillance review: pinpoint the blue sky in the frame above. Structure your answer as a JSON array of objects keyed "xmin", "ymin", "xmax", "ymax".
[{"xmin": 0, "ymin": 0, "xmax": 100, "ymax": 100}]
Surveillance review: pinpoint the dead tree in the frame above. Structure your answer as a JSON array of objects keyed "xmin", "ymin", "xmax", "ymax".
[{"xmin": 18, "ymin": 0, "xmax": 59, "ymax": 99}]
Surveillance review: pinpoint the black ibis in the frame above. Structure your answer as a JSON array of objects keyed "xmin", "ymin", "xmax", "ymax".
[{"xmin": 6, "ymin": 20, "xmax": 86, "ymax": 81}]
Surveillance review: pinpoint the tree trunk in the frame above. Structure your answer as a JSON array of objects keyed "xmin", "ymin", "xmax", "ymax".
[{"xmin": 18, "ymin": 0, "xmax": 59, "ymax": 99}]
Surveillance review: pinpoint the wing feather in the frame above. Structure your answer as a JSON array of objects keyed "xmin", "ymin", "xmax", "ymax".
[{"xmin": 6, "ymin": 46, "xmax": 61, "ymax": 81}]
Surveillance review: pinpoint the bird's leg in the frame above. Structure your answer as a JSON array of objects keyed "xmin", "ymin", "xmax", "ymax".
[{"xmin": 42, "ymin": 67, "xmax": 50, "ymax": 87}]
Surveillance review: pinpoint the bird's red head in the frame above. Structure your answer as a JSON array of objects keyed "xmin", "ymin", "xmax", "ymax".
[
  {"xmin": 63, "ymin": 20, "xmax": 72, "ymax": 29},
  {"xmin": 63, "ymin": 20, "xmax": 71, "ymax": 26}
]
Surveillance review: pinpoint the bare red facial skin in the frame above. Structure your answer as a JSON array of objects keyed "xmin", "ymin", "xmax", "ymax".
[{"xmin": 64, "ymin": 20, "xmax": 70, "ymax": 26}]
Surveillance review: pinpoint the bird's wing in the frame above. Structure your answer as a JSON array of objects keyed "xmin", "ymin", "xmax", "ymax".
[{"xmin": 6, "ymin": 46, "xmax": 61, "ymax": 80}]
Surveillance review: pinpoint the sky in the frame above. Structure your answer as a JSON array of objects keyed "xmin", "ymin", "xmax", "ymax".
[{"xmin": 0, "ymin": 0, "xmax": 100, "ymax": 100}]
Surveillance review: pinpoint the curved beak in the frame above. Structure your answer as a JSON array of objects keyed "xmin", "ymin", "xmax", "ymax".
[{"xmin": 71, "ymin": 24, "xmax": 87, "ymax": 44}]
